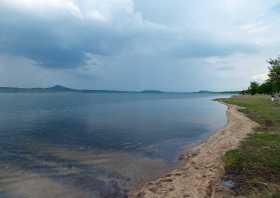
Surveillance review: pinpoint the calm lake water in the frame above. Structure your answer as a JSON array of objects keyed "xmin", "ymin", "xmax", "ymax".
[{"xmin": 0, "ymin": 93, "xmax": 229, "ymax": 198}]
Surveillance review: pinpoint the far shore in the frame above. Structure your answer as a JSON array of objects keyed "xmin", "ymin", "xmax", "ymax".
[{"xmin": 129, "ymin": 103, "xmax": 258, "ymax": 198}]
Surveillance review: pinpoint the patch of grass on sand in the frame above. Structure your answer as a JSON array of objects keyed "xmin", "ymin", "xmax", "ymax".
[{"xmin": 219, "ymin": 95, "xmax": 280, "ymax": 197}]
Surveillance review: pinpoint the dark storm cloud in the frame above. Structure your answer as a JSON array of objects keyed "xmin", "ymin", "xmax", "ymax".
[
  {"xmin": 0, "ymin": 8, "xmax": 128, "ymax": 68},
  {"xmin": 0, "ymin": 1, "xmax": 259, "ymax": 70}
]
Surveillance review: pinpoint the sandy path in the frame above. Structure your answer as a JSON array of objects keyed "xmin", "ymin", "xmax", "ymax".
[{"xmin": 130, "ymin": 104, "xmax": 258, "ymax": 198}]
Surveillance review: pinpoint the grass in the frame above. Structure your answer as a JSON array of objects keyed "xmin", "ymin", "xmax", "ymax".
[
  {"xmin": 218, "ymin": 95, "xmax": 280, "ymax": 197},
  {"xmin": 220, "ymin": 95, "xmax": 280, "ymax": 130}
]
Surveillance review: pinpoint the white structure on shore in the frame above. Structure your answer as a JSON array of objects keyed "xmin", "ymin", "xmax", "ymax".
[{"xmin": 272, "ymin": 94, "xmax": 280, "ymax": 102}]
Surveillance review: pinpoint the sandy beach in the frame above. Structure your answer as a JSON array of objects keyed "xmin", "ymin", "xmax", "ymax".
[{"xmin": 130, "ymin": 104, "xmax": 258, "ymax": 198}]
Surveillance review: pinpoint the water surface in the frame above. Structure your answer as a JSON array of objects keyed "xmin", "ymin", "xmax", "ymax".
[{"xmin": 0, "ymin": 93, "xmax": 229, "ymax": 198}]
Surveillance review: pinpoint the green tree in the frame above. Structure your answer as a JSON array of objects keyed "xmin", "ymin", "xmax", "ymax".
[
  {"xmin": 268, "ymin": 57, "xmax": 280, "ymax": 93},
  {"xmin": 257, "ymin": 80, "xmax": 272, "ymax": 94},
  {"xmin": 248, "ymin": 81, "xmax": 259, "ymax": 95}
]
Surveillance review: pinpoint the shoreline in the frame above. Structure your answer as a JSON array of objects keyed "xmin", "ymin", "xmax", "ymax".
[{"xmin": 129, "ymin": 104, "xmax": 258, "ymax": 198}]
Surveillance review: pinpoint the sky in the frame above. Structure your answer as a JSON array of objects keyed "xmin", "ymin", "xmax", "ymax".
[{"xmin": 0, "ymin": 0, "xmax": 280, "ymax": 91}]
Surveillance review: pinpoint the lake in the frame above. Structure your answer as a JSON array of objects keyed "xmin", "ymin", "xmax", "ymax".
[{"xmin": 0, "ymin": 92, "xmax": 229, "ymax": 198}]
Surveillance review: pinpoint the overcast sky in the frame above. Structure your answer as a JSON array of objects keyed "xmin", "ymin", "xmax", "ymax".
[{"xmin": 0, "ymin": 0, "xmax": 280, "ymax": 91}]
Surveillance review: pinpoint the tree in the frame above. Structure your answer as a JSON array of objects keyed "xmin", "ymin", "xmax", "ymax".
[
  {"xmin": 248, "ymin": 81, "xmax": 259, "ymax": 95},
  {"xmin": 257, "ymin": 80, "xmax": 272, "ymax": 94},
  {"xmin": 244, "ymin": 56, "xmax": 280, "ymax": 95},
  {"xmin": 268, "ymin": 57, "xmax": 280, "ymax": 93}
]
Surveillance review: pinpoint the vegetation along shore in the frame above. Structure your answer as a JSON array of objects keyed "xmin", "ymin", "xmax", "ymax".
[{"xmin": 219, "ymin": 95, "xmax": 280, "ymax": 197}]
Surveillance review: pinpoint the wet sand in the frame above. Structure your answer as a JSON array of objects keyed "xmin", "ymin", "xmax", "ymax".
[{"xmin": 130, "ymin": 104, "xmax": 258, "ymax": 198}]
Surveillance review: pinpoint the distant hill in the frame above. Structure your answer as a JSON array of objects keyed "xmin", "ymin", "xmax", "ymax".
[
  {"xmin": 48, "ymin": 85, "xmax": 74, "ymax": 91},
  {"xmin": 0, "ymin": 85, "xmax": 137, "ymax": 94},
  {"xmin": 0, "ymin": 85, "xmax": 75, "ymax": 93},
  {"xmin": 0, "ymin": 85, "xmax": 240, "ymax": 94}
]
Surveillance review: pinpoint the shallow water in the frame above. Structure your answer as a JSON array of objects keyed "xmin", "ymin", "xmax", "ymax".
[{"xmin": 0, "ymin": 93, "xmax": 228, "ymax": 198}]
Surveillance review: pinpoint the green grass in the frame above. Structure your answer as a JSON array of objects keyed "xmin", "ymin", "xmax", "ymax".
[
  {"xmin": 218, "ymin": 95, "xmax": 280, "ymax": 197},
  {"xmin": 220, "ymin": 95, "xmax": 280, "ymax": 131}
]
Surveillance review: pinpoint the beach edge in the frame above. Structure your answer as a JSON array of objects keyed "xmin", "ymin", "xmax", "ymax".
[{"xmin": 129, "ymin": 103, "xmax": 258, "ymax": 198}]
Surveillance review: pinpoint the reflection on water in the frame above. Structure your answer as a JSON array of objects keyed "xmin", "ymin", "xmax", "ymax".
[{"xmin": 0, "ymin": 93, "xmax": 228, "ymax": 197}]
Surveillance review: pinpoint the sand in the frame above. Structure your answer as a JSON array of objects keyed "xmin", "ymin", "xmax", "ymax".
[{"xmin": 130, "ymin": 104, "xmax": 258, "ymax": 198}]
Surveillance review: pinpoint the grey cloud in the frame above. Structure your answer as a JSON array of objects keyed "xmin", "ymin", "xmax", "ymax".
[
  {"xmin": 0, "ymin": 8, "xmax": 130, "ymax": 69},
  {"xmin": 169, "ymin": 39, "xmax": 258, "ymax": 59},
  {"xmin": 216, "ymin": 66, "xmax": 235, "ymax": 71},
  {"xmin": 0, "ymin": 2, "xmax": 259, "ymax": 70},
  {"xmin": 0, "ymin": 0, "xmax": 277, "ymax": 91},
  {"xmin": 272, "ymin": 3, "xmax": 280, "ymax": 12}
]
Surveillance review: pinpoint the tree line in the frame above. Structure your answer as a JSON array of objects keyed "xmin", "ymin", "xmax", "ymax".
[{"xmin": 243, "ymin": 57, "xmax": 280, "ymax": 95}]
